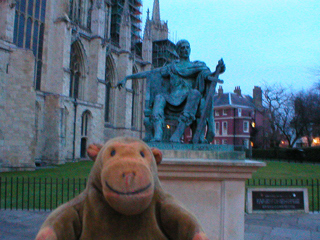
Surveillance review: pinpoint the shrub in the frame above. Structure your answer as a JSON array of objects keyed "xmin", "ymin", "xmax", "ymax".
[
  {"xmin": 251, "ymin": 147, "xmax": 320, "ymax": 163},
  {"xmin": 302, "ymin": 147, "xmax": 320, "ymax": 163}
]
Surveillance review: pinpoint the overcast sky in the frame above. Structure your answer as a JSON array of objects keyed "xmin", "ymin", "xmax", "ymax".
[{"xmin": 141, "ymin": 0, "xmax": 320, "ymax": 95}]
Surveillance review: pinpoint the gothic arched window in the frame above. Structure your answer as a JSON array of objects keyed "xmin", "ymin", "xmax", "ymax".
[
  {"xmin": 81, "ymin": 111, "xmax": 91, "ymax": 137},
  {"xmin": 13, "ymin": 0, "xmax": 47, "ymax": 90},
  {"xmin": 69, "ymin": 42, "xmax": 83, "ymax": 99},
  {"xmin": 80, "ymin": 110, "xmax": 91, "ymax": 158},
  {"xmin": 104, "ymin": 55, "xmax": 115, "ymax": 123},
  {"xmin": 61, "ymin": 107, "xmax": 69, "ymax": 146},
  {"xmin": 69, "ymin": 0, "xmax": 92, "ymax": 30},
  {"xmin": 35, "ymin": 101, "xmax": 41, "ymax": 144},
  {"xmin": 131, "ymin": 66, "xmax": 139, "ymax": 129}
]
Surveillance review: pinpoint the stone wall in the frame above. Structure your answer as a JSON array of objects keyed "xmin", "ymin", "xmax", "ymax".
[
  {"xmin": 0, "ymin": 42, "xmax": 36, "ymax": 171},
  {"xmin": 0, "ymin": 0, "xmax": 157, "ymax": 171}
]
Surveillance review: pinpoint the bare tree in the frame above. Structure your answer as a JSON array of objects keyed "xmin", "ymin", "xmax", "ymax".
[
  {"xmin": 262, "ymin": 83, "xmax": 286, "ymax": 147},
  {"xmin": 262, "ymin": 83, "xmax": 302, "ymax": 148},
  {"xmin": 293, "ymin": 84, "xmax": 320, "ymax": 146}
]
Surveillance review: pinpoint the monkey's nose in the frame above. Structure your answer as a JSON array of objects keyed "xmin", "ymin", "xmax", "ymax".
[{"xmin": 122, "ymin": 172, "xmax": 136, "ymax": 186}]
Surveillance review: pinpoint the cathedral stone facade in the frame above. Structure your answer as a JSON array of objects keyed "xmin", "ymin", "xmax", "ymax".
[{"xmin": 0, "ymin": 0, "xmax": 169, "ymax": 171}]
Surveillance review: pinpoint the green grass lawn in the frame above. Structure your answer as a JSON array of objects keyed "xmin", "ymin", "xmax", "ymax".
[
  {"xmin": 1, "ymin": 160, "xmax": 320, "ymax": 179},
  {"xmin": 1, "ymin": 160, "xmax": 320, "ymax": 211},
  {"xmin": 251, "ymin": 161, "xmax": 320, "ymax": 179},
  {"xmin": 0, "ymin": 161, "xmax": 94, "ymax": 179}
]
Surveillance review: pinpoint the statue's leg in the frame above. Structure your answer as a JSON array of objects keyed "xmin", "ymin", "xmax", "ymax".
[
  {"xmin": 201, "ymin": 98, "xmax": 215, "ymax": 143},
  {"xmin": 150, "ymin": 94, "xmax": 166, "ymax": 142},
  {"xmin": 195, "ymin": 98, "xmax": 207, "ymax": 143},
  {"xmin": 170, "ymin": 90, "xmax": 201, "ymax": 143},
  {"xmin": 143, "ymin": 116, "xmax": 153, "ymax": 142},
  {"xmin": 195, "ymin": 119, "xmax": 208, "ymax": 143}
]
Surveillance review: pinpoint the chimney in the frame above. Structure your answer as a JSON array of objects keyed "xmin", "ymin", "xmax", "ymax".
[
  {"xmin": 253, "ymin": 86, "xmax": 262, "ymax": 108},
  {"xmin": 218, "ymin": 86, "xmax": 223, "ymax": 96},
  {"xmin": 234, "ymin": 86, "xmax": 241, "ymax": 96}
]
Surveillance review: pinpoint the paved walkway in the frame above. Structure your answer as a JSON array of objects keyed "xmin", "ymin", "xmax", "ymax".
[
  {"xmin": 245, "ymin": 213, "xmax": 320, "ymax": 240},
  {"xmin": 0, "ymin": 210, "xmax": 320, "ymax": 239}
]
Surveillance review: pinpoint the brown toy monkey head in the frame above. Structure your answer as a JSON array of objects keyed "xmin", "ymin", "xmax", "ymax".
[{"xmin": 87, "ymin": 137, "xmax": 162, "ymax": 216}]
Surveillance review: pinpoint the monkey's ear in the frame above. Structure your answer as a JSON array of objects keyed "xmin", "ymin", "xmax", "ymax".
[
  {"xmin": 151, "ymin": 148, "xmax": 162, "ymax": 165},
  {"xmin": 87, "ymin": 144, "xmax": 103, "ymax": 161}
]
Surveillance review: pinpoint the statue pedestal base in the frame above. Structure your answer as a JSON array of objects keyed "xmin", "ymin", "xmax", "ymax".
[{"xmin": 158, "ymin": 158, "xmax": 265, "ymax": 240}]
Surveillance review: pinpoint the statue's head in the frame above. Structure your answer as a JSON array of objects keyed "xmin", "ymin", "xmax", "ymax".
[{"xmin": 176, "ymin": 39, "xmax": 191, "ymax": 59}]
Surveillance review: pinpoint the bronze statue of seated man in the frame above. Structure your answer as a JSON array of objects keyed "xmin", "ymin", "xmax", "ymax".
[{"xmin": 117, "ymin": 39, "xmax": 225, "ymax": 143}]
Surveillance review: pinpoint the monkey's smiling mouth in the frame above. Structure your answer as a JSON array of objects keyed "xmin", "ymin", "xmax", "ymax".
[{"xmin": 105, "ymin": 181, "xmax": 152, "ymax": 195}]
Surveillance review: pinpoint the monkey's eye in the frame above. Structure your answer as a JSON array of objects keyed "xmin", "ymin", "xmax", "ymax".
[
  {"xmin": 140, "ymin": 151, "xmax": 145, "ymax": 158},
  {"xmin": 110, "ymin": 150, "xmax": 116, "ymax": 156}
]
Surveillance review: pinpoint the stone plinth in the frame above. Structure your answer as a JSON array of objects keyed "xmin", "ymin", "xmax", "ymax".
[
  {"xmin": 158, "ymin": 158, "xmax": 265, "ymax": 240},
  {"xmin": 161, "ymin": 149, "xmax": 245, "ymax": 160}
]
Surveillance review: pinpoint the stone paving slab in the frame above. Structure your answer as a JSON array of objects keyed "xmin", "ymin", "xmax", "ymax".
[
  {"xmin": 246, "ymin": 224, "xmax": 273, "ymax": 234},
  {"xmin": 270, "ymin": 228, "xmax": 311, "ymax": 240},
  {"xmin": 245, "ymin": 218, "xmax": 281, "ymax": 228},
  {"xmin": 311, "ymin": 231, "xmax": 320, "ymax": 239},
  {"xmin": 262, "ymin": 236, "xmax": 291, "ymax": 240},
  {"xmin": 0, "ymin": 210, "xmax": 320, "ymax": 240},
  {"xmin": 0, "ymin": 210, "xmax": 49, "ymax": 240},
  {"xmin": 245, "ymin": 213, "xmax": 320, "ymax": 240},
  {"xmin": 244, "ymin": 232, "xmax": 264, "ymax": 240}
]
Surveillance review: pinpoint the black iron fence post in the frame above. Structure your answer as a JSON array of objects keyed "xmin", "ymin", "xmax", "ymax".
[{"xmin": 2, "ymin": 177, "xmax": 319, "ymax": 212}]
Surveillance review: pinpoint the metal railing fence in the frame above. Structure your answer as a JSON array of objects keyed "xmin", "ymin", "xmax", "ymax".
[
  {"xmin": 246, "ymin": 178, "xmax": 320, "ymax": 212},
  {"xmin": 0, "ymin": 177, "xmax": 87, "ymax": 211},
  {"xmin": 1, "ymin": 177, "xmax": 319, "ymax": 212}
]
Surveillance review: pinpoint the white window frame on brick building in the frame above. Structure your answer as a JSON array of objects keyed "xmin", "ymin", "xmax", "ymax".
[
  {"xmin": 215, "ymin": 122, "xmax": 220, "ymax": 136},
  {"xmin": 238, "ymin": 108, "xmax": 242, "ymax": 117},
  {"xmin": 222, "ymin": 121, "xmax": 228, "ymax": 135},
  {"xmin": 223, "ymin": 109, "xmax": 227, "ymax": 115},
  {"xmin": 243, "ymin": 121, "xmax": 249, "ymax": 133},
  {"xmin": 243, "ymin": 139, "xmax": 250, "ymax": 149},
  {"xmin": 215, "ymin": 110, "xmax": 219, "ymax": 116}
]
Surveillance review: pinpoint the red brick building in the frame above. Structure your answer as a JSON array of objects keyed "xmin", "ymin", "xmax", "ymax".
[{"xmin": 213, "ymin": 86, "xmax": 268, "ymax": 149}]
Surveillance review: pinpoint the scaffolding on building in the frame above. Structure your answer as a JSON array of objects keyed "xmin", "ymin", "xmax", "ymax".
[
  {"xmin": 152, "ymin": 39, "xmax": 179, "ymax": 68},
  {"xmin": 110, "ymin": 0, "xmax": 142, "ymax": 47}
]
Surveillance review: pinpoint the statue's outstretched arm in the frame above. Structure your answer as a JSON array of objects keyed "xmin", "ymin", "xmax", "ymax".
[
  {"xmin": 206, "ymin": 58, "xmax": 225, "ymax": 83},
  {"xmin": 116, "ymin": 70, "xmax": 153, "ymax": 90},
  {"xmin": 213, "ymin": 59, "xmax": 226, "ymax": 75}
]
